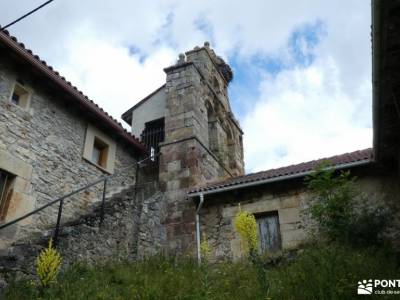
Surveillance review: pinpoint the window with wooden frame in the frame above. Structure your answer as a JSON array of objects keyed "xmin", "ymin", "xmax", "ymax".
[
  {"xmin": 10, "ymin": 82, "xmax": 31, "ymax": 109},
  {"xmin": 0, "ymin": 169, "xmax": 15, "ymax": 221},
  {"xmin": 256, "ymin": 211, "xmax": 282, "ymax": 253},
  {"xmin": 83, "ymin": 125, "xmax": 116, "ymax": 174},
  {"xmin": 91, "ymin": 137, "xmax": 109, "ymax": 168}
]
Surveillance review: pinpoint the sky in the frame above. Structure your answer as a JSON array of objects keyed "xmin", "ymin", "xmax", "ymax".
[{"xmin": 0, "ymin": 0, "xmax": 372, "ymax": 173}]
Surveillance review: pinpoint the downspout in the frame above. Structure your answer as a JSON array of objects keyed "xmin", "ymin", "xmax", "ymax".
[{"xmin": 196, "ymin": 193, "xmax": 204, "ymax": 264}]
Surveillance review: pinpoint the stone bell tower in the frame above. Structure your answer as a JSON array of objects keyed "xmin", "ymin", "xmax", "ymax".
[{"xmin": 159, "ymin": 42, "xmax": 244, "ymax": 254}]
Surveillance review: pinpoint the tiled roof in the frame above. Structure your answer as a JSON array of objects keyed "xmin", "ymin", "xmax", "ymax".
[
  {"xmin": 0, "ymin": 29, "xmax": 146, "ymax": 153},
  {"xmin": 188, "ymin": 148, "xmax": 373, "ymax": 195}
]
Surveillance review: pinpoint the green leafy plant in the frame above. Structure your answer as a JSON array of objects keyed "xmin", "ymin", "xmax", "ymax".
[
  {"xmin": 305, "ymin": 162, "xmax": 356, "ymax": 242},
  {"xmin": 305, "ymin": 162, "xmax": 391, "ymax": 246},
  {"xmin": 36, "ymin": 238, "xmax": 62, "ymax": 289}
]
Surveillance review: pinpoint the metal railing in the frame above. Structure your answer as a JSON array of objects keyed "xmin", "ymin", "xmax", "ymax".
[{"xmin": 0, "ymin": 153, "xmax": 160, "ymax": 246}]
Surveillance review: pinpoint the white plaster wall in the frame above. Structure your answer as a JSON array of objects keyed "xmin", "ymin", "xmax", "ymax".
[{"xmin": 131, "ymin": 87, "xmax": 166, "ymax": 138}]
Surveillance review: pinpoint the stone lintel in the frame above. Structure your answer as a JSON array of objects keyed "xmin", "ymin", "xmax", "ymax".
[{"xmin": 0, "ymin": 149, "xmax": 33, "ymax": 180}]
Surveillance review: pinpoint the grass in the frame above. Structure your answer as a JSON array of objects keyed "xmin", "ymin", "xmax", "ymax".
[{"xmin": 4, "ymin": 243, "xmax": 399, "ymax": 300}]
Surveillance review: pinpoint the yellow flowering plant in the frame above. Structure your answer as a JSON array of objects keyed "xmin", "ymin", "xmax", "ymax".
[
  {"xmin": 235, "ymin": 206, "xmax": 269, "ymax": 296},
  {"xmin": 36, "ymin": 238, "xmax": 62, "ymax": 288},
  {"xmin": 200, "ymin": 235, "xmax": 212, "ymax": 262},
  {"xmin": 234, "ymin": 206, "xmax": 258, "ymax": 255}
]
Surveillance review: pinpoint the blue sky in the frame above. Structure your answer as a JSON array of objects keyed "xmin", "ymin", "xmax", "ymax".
[
  {"xmin": 0, "ymin": 0, "xmax": 372, "ymax": 173},
  {"xmin": 229, "ymin": 20, "xmax": 325, "ymax": 120}
]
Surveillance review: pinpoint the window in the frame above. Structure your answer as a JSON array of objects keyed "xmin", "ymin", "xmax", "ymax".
[
  {"xmin": 11, "ymin": 92, "xmax": 20, "ymax": 105},
  {"xmin": 207, "ymin": 104, "xmax": 218, "ymax": 152},
  {"xmin": 140, "ymin": 118, "xmax": 165, "ymax": 163},
  {"xmin": 91, "ymin": 137, "xmax": 109, "ymax": 168},
  {"xmin": 256, "ymin": 212, "xmax": 282, "ymax": 253},
  {"xmin": 0, "ymin": 170, "xmax": 14, "ymax": 221},
  {"xmin": 83, "ymin": 125, "xmax": 116, "ymax": 174},
  {"xmin": 10, "ymin": 82, "xmax": 31, "ymax": 109}
]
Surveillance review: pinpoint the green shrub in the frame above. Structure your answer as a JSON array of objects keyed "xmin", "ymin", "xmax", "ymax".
[
  {"xmin": 268, "ymin": 243, "xmax": 398, "ymax": 300},
  {"xmin": 305, "ymin": 163, "xmax": 391, "ymax": 247}
]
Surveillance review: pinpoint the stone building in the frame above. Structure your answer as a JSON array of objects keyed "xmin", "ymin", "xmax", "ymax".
[
  {"xmin": 0, "ymin": 29, "xmax": 146, "ymax": 251},
  {"xmin": 0, "ymin": 0, "xmax": 399, "ymax": 278},
  {"xmin": 122, "ymin": 42, "xmax": 245, "ymax": 255}
]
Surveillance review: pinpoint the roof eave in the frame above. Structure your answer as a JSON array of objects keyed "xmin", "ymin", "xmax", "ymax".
[
  {"xmin": 0, "ymin": 30, "xmax": 147, "ymax": 154},
  {"xmin": 187, "ymin": 159, "xmax": 372, "ymax": 198}
]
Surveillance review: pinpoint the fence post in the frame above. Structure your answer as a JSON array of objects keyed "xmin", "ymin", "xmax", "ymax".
[
  {"xmin": 53, "ymin": 198, "xmax": 64, "ymax": 247},
  {"xmin": 100, "ymin": 178, "xmax": 107, "ymax": 226}
]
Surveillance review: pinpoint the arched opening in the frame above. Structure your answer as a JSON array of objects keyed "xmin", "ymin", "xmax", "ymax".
[
  {"xmin": 207, "ymin": 103, "xmax": 218, "ymax": 152},
  {"xmin": 226, "ymin": 126, "xmax": 237, "ymax": 170}
]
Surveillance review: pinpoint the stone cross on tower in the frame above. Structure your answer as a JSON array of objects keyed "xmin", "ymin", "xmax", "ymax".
[{"xmin": 159, "ymin": 42, "xmax": 244, "ymax": 254}]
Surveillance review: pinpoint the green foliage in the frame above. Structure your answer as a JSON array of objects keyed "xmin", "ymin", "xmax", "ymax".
[
  {"xmin": 5, "ymin": 244, "xmax": 398, "ymax": 300},
  {"xmin": 305, "ymin": 162, "xmax": 391, "ymax": 246},
  {"xmin": 234, "ymin": 207, "xmax": 258, "ymax": 254},
  {"xmin": 305, "ymin": 163, "xmax": 356, "ymax": 242},
  {"xmin": 268, "ymin": 243, "xmax": 398, "ymax": 300},
  {"xmin": 36, "ymin": 239, "xmax": 62, "ymax": 288}
]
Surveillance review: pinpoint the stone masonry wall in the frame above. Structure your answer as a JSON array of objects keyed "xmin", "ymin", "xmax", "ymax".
[
  {"xmin": 199, "ymin": 167, "xmax": 400, "ymax": 260},
  {"xmin": 160, "ymin": 47, "xmax": 243, "ymax": 255},
  {"xmin": 160, "ymin": 137, "xmax": 227, "ymax": 254},
  {"xmin": 0, "ymin": 184, "xmax": 166, "ymax": 284},
  {"xmin": 0, "ymin": 57, "xmax": 138, "ymax": 249}
]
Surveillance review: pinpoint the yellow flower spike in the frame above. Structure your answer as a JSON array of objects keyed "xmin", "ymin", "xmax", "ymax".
[
  {"xmin": 36, "ymin": 238, "xmax": 62, "ymax": 288},
  {"xmin": 234, "ymin": 209, "xmax": 258, "ymax": 255},
  {"xmin": 200, "ymin": 234, "xmax": 212, "ymax": 261}
]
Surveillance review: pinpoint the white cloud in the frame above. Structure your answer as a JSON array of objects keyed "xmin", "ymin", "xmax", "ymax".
[
  {"xmin": 243, "ymin": 54, "xmax": 372, "ymax": 172},
  {"xmin": 0, "ymin": 0, "xmax": 372, "ymax": 173},
  {"xmin": 58, "ymin": 36, "xmax": 176, "ymax": 126}
]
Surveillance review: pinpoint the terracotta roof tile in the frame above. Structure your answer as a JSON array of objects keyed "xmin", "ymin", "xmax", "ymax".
[
  {"xmin": 189, "ymin": 148, "xmax": 373, "ymax": 194},
  {"xmin": 0, "ymin": 29, "xmax": 146, "ymax": 153}
]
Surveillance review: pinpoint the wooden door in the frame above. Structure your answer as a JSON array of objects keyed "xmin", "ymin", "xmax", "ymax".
[{"xmin": 256, "ymin": 212, "xmax": 282, "ymax": 253}]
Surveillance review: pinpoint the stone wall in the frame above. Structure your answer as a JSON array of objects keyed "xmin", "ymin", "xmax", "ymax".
[
  {"xmin": 0, "ymin": 183, "xmax": 166, "ymax": 284},
  {"xmin": 199, "ymin": 166, "xmax": 400, "ymax": 260},
  {"xmin": 160, "ymin": 137, "xmax": 228, "ymax": 254},
  {"xmin": 0, "ymin": 56, "xmax": 139, "ymax": 249},
  {"xmin": 160, "ymin": 47, "xmax": 240, "ymax": 254}
]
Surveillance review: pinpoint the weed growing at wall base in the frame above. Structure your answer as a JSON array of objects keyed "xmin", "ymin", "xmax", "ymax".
[
  {"xmin": 234, "ymin": 206, "xmax": 258, "ymax": 254},
  {"xmin": 5, "ymin": 243, "xmax": 398, "ymax": 299},
  {"xmin": 36, "ymin": 239, "xmax": 62, "ymax": 289}
]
